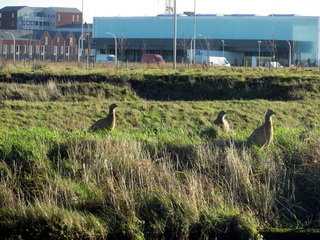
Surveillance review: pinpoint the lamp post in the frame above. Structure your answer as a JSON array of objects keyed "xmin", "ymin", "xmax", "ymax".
[
  {"xmin": 285, "ymin": 40, "xmax": 291, "ymax": 67},
  {"xmin": 221, "ymin": 40, "xmax": 225, "ymax": 58},
  {"xmin": 78, "ymin": 35, "xmax": 86, "ymax": 62},
  {"xmin": 5, "ymin": 31, "xmax": 15, "ymax": 62},
  {"xmin": 106, "ymin": 32, "xmax": 117, "ymax": 63},
  {"xmin": 80, "ymin": 0, "xmax": 84, "ymax": 62},
  {"xmin": 258, "ymin": 40, "xmax": 262, "ymax": 66},
  {"xmin": 190, "ymin": 33, "xmax": 202, "ymax": 64},
  {"xmin": 0, "ymin": 37, "xmax": 3, "ymax": 58},
  {"xmin": 193, "ymin": 0, "xmax": 197, "ymax": 64},
  {"xmin": 173, "ymin": 0, "xmax": 177, "ymax": 69}
]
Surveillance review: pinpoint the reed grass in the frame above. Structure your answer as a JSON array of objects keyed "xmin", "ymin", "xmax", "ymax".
[{"xmin": 0, "ymin": 66, "xmax": 319, "ymax": 239}]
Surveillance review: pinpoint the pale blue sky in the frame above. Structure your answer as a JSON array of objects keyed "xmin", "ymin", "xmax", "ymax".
[{"xmin": 0, "ymin": 0, "xmax": 319, "ymax": 22}]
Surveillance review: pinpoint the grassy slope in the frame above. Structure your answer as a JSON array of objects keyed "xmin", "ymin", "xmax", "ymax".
[{"xmin": 0, "ymin": 66, "xmax": 319, "ymax": 239}]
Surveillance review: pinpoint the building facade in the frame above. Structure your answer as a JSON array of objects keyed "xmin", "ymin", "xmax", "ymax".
[
  {"xmin": 0, "ymin": 6, "xmax": 82, "ymax": 31},
  {"xmin": 93, "ymin": 14, "xmax": 320, "ymax": 66},
  {"xmin": 0, "ymin": 30, "xmax": 81, "ymax": 61}
]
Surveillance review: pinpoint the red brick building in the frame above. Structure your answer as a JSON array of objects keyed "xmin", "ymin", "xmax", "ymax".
[{"xmin": 1, "ymin": 30, "xmax": 83, "ymax": 62}]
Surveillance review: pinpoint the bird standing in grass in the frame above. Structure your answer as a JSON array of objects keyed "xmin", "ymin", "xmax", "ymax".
[
  {"xmin": 89, "ymin": 103, "xmax": 118, "ymax": 132},
  {"xmin": 247, "ymin": 109, "xmax": 276, "ymax": 148},
  {"xmin": 212, "ymin": 111, "xmax": 229, "ymax": 133}
]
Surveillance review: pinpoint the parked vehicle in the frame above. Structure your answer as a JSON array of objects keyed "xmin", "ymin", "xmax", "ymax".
[
  {"xmin": 201, "ymin": 56, "xmax": 231, "ymax": 66},
  {"xmin": 95, "ymin": 54, "xmax": 117, "ymax": 63},
  {"xmin": 264, "ymin": 61, "xmax": 283, "ymax": 67},
  {"xmin": 141, "ymin": 54, "xmax": 165, "ymax": 64}
]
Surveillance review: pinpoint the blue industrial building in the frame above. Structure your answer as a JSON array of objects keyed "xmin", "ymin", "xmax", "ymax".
[{"xmin": 93, "ymin": 14, "xmax": 320, "ymax": 66}]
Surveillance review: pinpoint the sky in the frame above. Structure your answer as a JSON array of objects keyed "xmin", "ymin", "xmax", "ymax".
[{"xmin": 1, "ymin": 0, "xmax": 319, "ymax": 22}]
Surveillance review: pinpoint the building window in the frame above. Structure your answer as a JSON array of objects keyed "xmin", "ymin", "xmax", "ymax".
[
  {"xmin": 54, "ymin": 46, "xmax": 57, "ymax": 55},
  {"xmin": 3, "ymin": 45, "xmax": 7, "ymax": 54},
  {"xmin": 60, "ymin": 46, "xmax": 64, "ymax": 54},
  {"xmin": 69, "ymin": 38, "xmax": 73, "ymax": 46},
  {"xmin": 57, "ymin": 37, "xmax": 60, "ymax": 43},
  {"xmin": 23, "ymin": 45, "xmax": 26, "ymax": 53},
  {"xmin": 11, "ymin": 21, "xmax": 14, "ymax": 27},
  {"xmin": 0, "ymin": 13, "xmax": 2, "ymax": 18},
  {"xmin": 72, "ymin": 15, "xmax": 75, "ymax": 22},
  {"xmin": 77, "ymin": 15, "xmax": 79, "ymax": 22},
  {"xmin": 36, "ymin": 46, "xmax": 39, "ymax": 54},
  {"xmin": 12, "ymin": 13, "xmax": 14, "ymax": 18},
  {"xmin": 58, "ymin": 14, "xmax": 61, "ymax": 21},
  {"xmin": 45, "ymin": 37, "xmax": 48, "ymax": 45}
]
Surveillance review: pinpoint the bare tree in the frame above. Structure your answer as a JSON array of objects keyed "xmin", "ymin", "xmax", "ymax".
[
  {"xmin": 204, "ymin": 34, "xmax": 214, "ymax": 64},
  {"xmin": 267, "ymin": 33, "xmax": 277, "ymax": 62},
  {"xmin": 103, "ymin": 43, "xmax": 109, "ymax": 54},
  {"xmin": 117, "ymin": 35, "xmax": 129, "ymax": 62},
  {"xmin": 178, "ymin": 31, "xmax": 189, "ymax": 64},
  {"xmin": 141, "ymin": 39, "xmax": 148, "ymax": 55}
]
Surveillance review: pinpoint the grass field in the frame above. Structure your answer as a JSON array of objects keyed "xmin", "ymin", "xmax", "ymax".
[{"xmin": 0, "ymin": 62, "xmax": 319, "ymax": 239}]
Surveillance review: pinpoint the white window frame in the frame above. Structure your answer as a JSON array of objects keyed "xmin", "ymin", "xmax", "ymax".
[{"xmin": 3, "ymin": 45, "xmax": 7, "ymax": 54}]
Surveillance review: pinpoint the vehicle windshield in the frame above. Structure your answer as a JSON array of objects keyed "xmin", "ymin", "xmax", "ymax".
[
  {"xmin": 107, "ymin": 57, "xmax": 116, "ymax": 62},
  {"xmin": 154, "ymin": 57, "xmax": 164, "ymax": 62}
]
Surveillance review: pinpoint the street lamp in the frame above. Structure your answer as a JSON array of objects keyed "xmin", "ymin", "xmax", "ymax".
[
  {"xmin": 106, "ymin": 32, "xmax": 117, "ymax": 63},
  {"xmin": 190, "ymin": 33, "xmax": 202, "ymax": 64},
  {"xmin": 173, "ymin": 0, "xmax": 177, "ymax": 69},
  {"xmin": 221, "ymin": 40, "xmax": 225, "ymax": 58},
  {"xmin": 285, "ymin": 40, "xmax": 291, "ymax": 67},
  {"xmin": 258, "ymin": 40, "xmax": 262, "ymax": 66},
  {"xmin": 5, "ymin": 31, "xmax": 15, "ymax": 62},
  {"xmin": 78, "ymin": 35, "xmax": 86, "ymax": 62}
]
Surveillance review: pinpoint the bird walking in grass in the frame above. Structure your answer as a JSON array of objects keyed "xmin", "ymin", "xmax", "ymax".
[
  {"xmin": 89, "ymin": 103, "xmax": 118, "ymax": 132},
  {"xmin": 247, "ymin": 109, "xmax": 276, "ymax": 148},
  {"xmin": 212, "ymin": 111, "xmax": 230, "ymax": 133}
]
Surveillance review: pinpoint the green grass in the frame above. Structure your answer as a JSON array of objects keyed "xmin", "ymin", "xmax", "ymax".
[{"xmin": 0, "ymin": 66, "xmax": 319, "ymax": 239}]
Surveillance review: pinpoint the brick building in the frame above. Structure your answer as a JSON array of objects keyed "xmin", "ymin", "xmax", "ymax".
[
  {"xmin": 0, "ymin": 30, "xmax": 81, "ymax": 62},
  {"xmin": 0, "ymin": 6, "xmax": 82, "ymax": 31}
]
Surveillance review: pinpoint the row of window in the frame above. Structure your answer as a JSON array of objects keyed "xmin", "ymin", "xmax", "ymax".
[
  {"xmin": 1, "ymin": 44, "xmax": 76, "ymax": 55},
  {"xmin": 0, "ymin": 13, "xmax": 14, "ymax": 18},
  {"xmin": 0, "ymin": 12, "xmax": 80, "ymax": 22}
]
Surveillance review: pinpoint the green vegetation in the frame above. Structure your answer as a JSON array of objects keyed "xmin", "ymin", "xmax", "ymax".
[{"xmin": 0, "ymin": 65, "xmax": 319, "ymax": 239}]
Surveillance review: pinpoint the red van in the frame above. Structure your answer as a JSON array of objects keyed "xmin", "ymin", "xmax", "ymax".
[{"xmin": 141, "ymin": 54, "xmax": 165, "ymax": 64}]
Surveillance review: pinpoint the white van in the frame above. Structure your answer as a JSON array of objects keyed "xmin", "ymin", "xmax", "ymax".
[
  {"xmin": 95, "ymin": 54, "xmax": 117, "ymax": 63},
  {"xmin": 202, "ymin": 56, "xmax": 231, "ymax": 66},
  {"xmin": 264, "ymin": 61, "xmax": 283, "ymax": 68}
]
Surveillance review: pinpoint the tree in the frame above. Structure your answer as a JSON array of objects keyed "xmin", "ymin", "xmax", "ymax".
[
  {"xmin": 267, "ymin": 33, "xmax": 277, "ymax": 62},
  {"xmin": 204, "ymin": 34, "xmax": 214, "ymax": 64},
  {"xmin": 117, "ymin": 35, "xmax": 128, "ymax": 62},
  {"xmin": 178, "ymin": 31, "xmax": 189, "ymax": 64}
]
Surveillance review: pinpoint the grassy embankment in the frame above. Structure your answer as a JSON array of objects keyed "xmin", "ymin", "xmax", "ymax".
[{"xmin": 0, "ymin": 64, "xmax": 319, "ymax": 239}]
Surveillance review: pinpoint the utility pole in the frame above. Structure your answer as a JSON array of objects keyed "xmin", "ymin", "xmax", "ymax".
[{"xmin": 173, "ymin": 0, "xmax": 177, "ymax": 69}]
